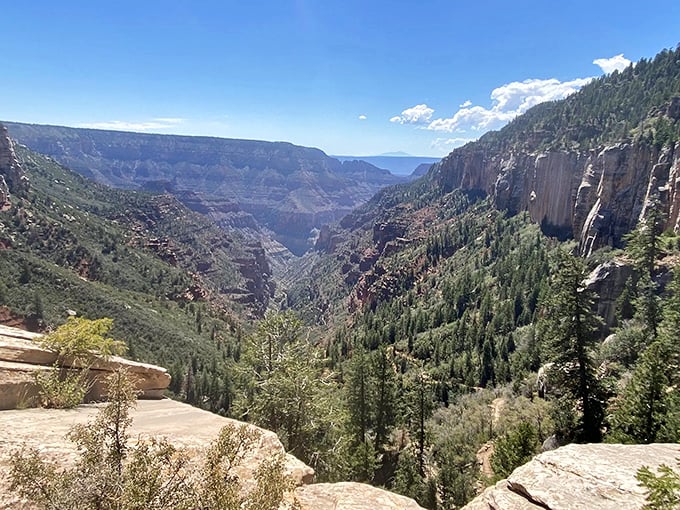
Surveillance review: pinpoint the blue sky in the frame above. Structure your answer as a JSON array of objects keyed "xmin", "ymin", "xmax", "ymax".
[{"xmin": 1, "ymin": 1, "xmax": 679, "ymax": 157}]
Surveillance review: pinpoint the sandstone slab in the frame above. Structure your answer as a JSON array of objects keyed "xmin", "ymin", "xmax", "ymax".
[
  {"xmin": 0, "ymin": 399, "xmax": 315, "ymax": 509},
  {"xmin": 463, "ymin": 443, "xmax": 680, "ymax": 510},
  {"xmin": 0, "ymin": 325, "xmax": 170, "ymax": 409}
]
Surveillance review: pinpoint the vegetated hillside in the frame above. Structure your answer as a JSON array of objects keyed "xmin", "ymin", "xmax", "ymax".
[
  {"xmin": 280, "ymin": 46, "xmax": 680, "ymax": 509},
  {"xmin": 299, "ymin": 46, "xmax": 680, "ymax": 326},
  {"xmin": 0, "ymin": 126, "xmax": 270, "ymax": 413},
  {"xmin": 3, "ymin": 122, "xmax": 406, "ymax": 256}
]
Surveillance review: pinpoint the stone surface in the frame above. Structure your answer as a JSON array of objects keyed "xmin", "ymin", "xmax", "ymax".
[
  {"xmin": 295, "ymin": 482, "xmax": 426, "ymax": 510},
  {"xmin": 463, "ymin": 443, "xmax": 680, "ymax": 510},
  {"xmin": 584, "ymin": 259, "xmax": 635, "ymax": 335},
  {"xmin": 0, "ymin": 325, "xmax": 170, "ymax": 409},
  {"xmin": 0, "ymin": 399, "xmax": 426, "ymax": 510},
  {"xmin": 0, "ymin": 399, "xmax": 314, "ymax": 509}
]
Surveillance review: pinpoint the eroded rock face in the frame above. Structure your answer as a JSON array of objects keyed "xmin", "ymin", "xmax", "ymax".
[
  {"xmin": 0, "ymin": 325, "xmax": 170, "ymax": 409},
  {"xmin": 0, "ymin": 123, "xmax": 29, "ymax": 207},
  {"xmin": 463, "ymin": 443, "xmax": 680, "ymax": 510},
  {"xmin": 432, "ymin": 141, "xmax": 680, "ymax": 255},
  {"xmin": 4, "ymin": 122, "xmax": 404, "ymax": 256},
  {"xmin": 584, "ymin": 258, "xmax": 635, "ymax": 335}
]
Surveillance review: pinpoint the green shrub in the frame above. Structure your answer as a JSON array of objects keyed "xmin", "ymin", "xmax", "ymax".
[
  {"xmin": 38, "ymin": 316, "xmax": 127, "ymax": 361},
  {"xmin": 637, "ymin": 460, "xmax": 680, "ymax": 509},
  {"xmin": 34, "ymin": 363, "xmax": 90, "ymax": 409}
]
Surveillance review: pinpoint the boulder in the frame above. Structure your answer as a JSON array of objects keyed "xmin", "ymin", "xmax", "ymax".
[
  {"xmin": 463, "ymin": 443, "xmax": 680, "ymax": 509},
  {"xmin": 295, "ymin": 482, "xmax": 426, "ymax": 510},
  {"xmin": 0, "ymin": 325, "xmax": 170, "ymax": 409}
]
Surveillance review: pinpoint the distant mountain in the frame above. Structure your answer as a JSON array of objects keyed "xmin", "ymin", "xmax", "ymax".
[
  {"xmin": 3, "ymin": 123, "xmax": 406, "ymax": 256},
  {"xmin": 333, "ymin": 155, "xmax": 440, "ymax": 176}
]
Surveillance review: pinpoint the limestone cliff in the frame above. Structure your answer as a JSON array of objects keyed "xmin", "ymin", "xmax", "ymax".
[
  {"xmin": 463, "ymin": 443, "xmax": 680, "ymax": 510},
  {"xmin": 0, "ymin": 123, "xmax": 29, "ymax": 207},
  {"xmin": 431, "ymin": 141, "xmax": 680, "ymax": 256}
]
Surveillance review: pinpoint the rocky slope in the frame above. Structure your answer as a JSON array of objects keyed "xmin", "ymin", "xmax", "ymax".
[
  {"xmin": 0, "ymin": 322, "xmax": 425, "ymax": 510},
  {"xmin": 463, "ymin": 443, "xmax": 680, "ymax": 510},
  {"xmin": 431, "ymin": 139, "xmax": 680, "ymax": 256},
  {"xmin": 3, "ymin": 122, "xmax": 406, "ymax": 256}
]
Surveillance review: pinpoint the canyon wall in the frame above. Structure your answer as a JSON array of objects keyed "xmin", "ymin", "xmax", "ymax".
[{"xmin": 432, "ymin": 141, "xmax": 680, "ymax": 255}]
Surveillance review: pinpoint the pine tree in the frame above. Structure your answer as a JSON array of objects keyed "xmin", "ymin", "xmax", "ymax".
[
  {"xmin": 371, "ymin": 345, "xmax": 397, "ymax": 453},
  {"xmin": 542, "ymin": 252, "xmax": 604, "ymax": 442}
]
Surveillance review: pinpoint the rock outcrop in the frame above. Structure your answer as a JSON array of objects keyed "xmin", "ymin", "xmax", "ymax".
[
  {"xmin": 0, "ymin": 123, "xmax": 29, "ymax": 208},
  {"xmin": 0, "ymin": 396, "xmax": 426, "ymax": 510},
  {"xmin": 463, "ymin": 443, "xmax": 680, "ymax": 510},
  {"xmin": 584, "ymin": 258, "xmax": 635, "ymax": 335},
  {"xmin": 0, "ymin": 325, "xmax": 170, "ymax": 409},
  {"xmin": 432, "ymin": 141, "xmax": 680, "ymax": 255}
]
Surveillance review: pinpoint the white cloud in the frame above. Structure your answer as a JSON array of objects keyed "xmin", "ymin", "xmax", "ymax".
[
  {"xmin": 423, "ymin": 77, "xmax": 591, "ymax": 133},
  {"xmin": 459, "ymin": 99, "xmax": 472, "ymax": 108},
  {"xmin": 430, "ymin": 137, "xmax": 476, "ymax": 153},
  {"xmin": 78, "ymin": 118, "xmax": 184, "ymax": 131},
  {"xmin": 358, "ymin": 114, "xmax": 367, "ymax": 120},
  {"xmin": 389, "ymin": 103, "xmax": 435, "ymax": 125},
  {"xmin": 593, "ymin": 54, "xmax": 631, "ymax": 74}
]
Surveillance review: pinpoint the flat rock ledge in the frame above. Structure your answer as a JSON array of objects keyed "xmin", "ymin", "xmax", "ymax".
[
  {"xmin": 0, "ymin": 399, "xmax": 425, "ymax": 510},
  {"xmin": 463, "ymin": 443, "xmax": 680, "ymax": 510},
  {"xmin": 0, "ymin": 324, "xmax": 170, "ymax": 408}
]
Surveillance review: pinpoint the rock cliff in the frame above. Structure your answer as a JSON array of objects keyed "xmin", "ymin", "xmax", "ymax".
[
  {"xmin": 463, "ymin": 443, "xmax": 680, "ymax": 510},
  {"xmin": 432, "ymin": 141, "xmax": 680, "ymax": 255},
  {"xmin": 0, "ymin": 123, "xmax": 29, "ymax": 208}
]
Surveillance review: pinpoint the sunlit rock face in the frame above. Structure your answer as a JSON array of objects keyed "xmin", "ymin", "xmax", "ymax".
[
  {"xmin": 432, "ymin": 141, "xmax": 680, "ymax": 255},
  {"xmin": 0, "ymin": 123, "xmax": 29, "ymax": 207},
  {"xmin": 463, "ymin": 443, "xmax": 680, "ymax": 510}
]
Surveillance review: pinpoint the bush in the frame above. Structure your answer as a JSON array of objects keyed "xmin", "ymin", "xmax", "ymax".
[
  {"xmin": 34, "ymin": 363, "xmax": 90, "ymax": 409},
  {"xmin": 637, "ymin": 460, "xmax": 680, "ymax": 509},
  {"xmin": 491, "ymin": 422, "xmax": 539, "ymax": 479},
  {"xmin": 31, "ymin": 317, "xmax": 127, "ymax": 409},
  {"xmin": 38, "ymin": 316, "xmax": 127, "ymax": 361}
]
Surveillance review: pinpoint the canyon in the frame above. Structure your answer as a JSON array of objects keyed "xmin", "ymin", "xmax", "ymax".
[{"xmin": 3, "ymin": 122, "xmax": 405, "ymax": 257}]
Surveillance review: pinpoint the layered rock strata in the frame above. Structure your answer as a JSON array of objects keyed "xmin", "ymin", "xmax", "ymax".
[{"xmin": 0, "ymin": 325, "xmax": 170, "ymax": 409}]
